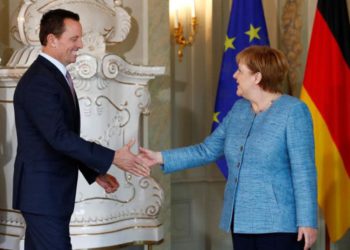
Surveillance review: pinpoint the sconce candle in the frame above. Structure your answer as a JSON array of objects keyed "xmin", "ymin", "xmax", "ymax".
[
  {"xmin": 171, "ymin": 0, "xmax": 198, "ymax": 62},
  {"xmin": 191, "ymin": 1, "xmax": 196, "ymax": 17},
  {"xmin": 174, "ymin": 10, "xmax": 179, "ymax": 28}
]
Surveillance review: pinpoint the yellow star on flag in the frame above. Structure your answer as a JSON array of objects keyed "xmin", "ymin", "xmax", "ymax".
[
  {"xmin": 213, "ymin": 112, "xmax": 220, "ymax": 123},
  {"xmin": 245, "ymin": 24, "xmax": 261, "ymax": 42},
  {"xmin": 224, "ymin": 36, "xmax": 236, "ymax": 51}
]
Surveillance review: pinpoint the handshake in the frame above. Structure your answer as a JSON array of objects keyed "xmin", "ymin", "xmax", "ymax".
[{"xmin": 96, "ymin": 139, "xmax": 162, "ymax": 193}]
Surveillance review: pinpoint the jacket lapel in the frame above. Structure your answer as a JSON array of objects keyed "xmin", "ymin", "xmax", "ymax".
[{"xmin": 37, "ymin": 56, "xmax": 80, "ymax": 132}]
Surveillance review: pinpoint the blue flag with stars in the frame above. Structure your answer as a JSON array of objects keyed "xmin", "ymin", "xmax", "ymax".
[{"xmin": 212, "ymin": 0, "xmax": 269, "ymax": 178}]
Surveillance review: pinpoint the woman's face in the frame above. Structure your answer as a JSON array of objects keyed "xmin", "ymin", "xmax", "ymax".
[{"xmin": 233, "ymin": 62, "xmax": 257, "ymax": 98}]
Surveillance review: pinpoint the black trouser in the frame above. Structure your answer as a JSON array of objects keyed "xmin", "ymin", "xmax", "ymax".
[
  {"xmin": 232, "ymin": 232, "xmax": 305, "ymax": 250},
  {"xmin": 22, "ymin": 212, "xmax": 72, "ymax": 250}
]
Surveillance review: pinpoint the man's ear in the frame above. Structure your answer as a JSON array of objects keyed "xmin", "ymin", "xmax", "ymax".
[{"xmin": 47, "ymin": 34, "xmax": 57, "ymax": 48}]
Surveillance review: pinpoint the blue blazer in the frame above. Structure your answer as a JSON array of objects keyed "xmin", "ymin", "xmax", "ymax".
[
  {"xmin": 162, "ymin": 95, "xmax": 318, "ymax": 233},
  {"xmin": 13, "ymin": 56, "xmax": 115, "ymax": 216}
]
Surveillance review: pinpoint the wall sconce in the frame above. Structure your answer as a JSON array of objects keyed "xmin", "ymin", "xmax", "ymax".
[{"xmin": 170, "ymin": 0, "xmax": 198, "ymax": 62}]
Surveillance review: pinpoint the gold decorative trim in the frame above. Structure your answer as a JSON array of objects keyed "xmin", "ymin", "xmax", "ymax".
[
  {"xmin": 0, "ymin": 209, "xmax": 21, "ymax": 214},
  {"xmin": 70, "ymin": 217, "xmax": 157, "ymax": 227},
  {"xmin": 0, "ymin": 100, "xmax": 13, "ymax": 103},
  {"xmin": 0, "ymin": 232, "xmax": 21, "ymax": 238},
  {"xmin": 74, "ymin": 191, "xmax": 135, "ymax": 204},
  {"xmin": 114, "ymin": 80, "xmax": 147, "ymax": 87},
  {"xmin": 0, "ymin": 86, "xmax": 16, "ymax": 88},
  {"xmin": 95, "ymin": 96, "xmax": 130, "ymax": 128},
  {"xmin": 70, "ymin": 223, "xmax": 162, "ymax": 236},
  {"xmin": 100, "ymin": 239, "xmax": 164, "ymax": 249},
  {"xmin": 0, "ymin": 223, "xmax": 25, "ymax": 229},
  {"xmin": 95, "ymin": 96, "xmax": 127, "ymax": 112}
]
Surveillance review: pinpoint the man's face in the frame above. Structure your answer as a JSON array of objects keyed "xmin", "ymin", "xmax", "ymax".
[{"xmin": 52, "ymin": 18, "xmax": 83, "ymax": 65}]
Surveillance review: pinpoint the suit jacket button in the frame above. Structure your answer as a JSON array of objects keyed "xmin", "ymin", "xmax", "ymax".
[
  {"xmin": 237, "ymin": 162, "xmax": 240, "ymax": 168},
  {"xmin": 240, "ymin": 146, "xmax": 244, "ymax": 151}
]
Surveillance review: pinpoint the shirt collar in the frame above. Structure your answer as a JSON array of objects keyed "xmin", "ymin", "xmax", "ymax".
[{"xmin": 39, "ymin": 52, "xmax": 67, "ymax": 77}]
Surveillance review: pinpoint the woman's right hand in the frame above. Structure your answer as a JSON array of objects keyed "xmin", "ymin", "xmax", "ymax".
[
  {"xmin": 298, "ymin": 226, "xmax": 318, "ymax": 250},
  {"xmin": 137, "ymin": 147, "xmax": 163, "ymax": 168}
]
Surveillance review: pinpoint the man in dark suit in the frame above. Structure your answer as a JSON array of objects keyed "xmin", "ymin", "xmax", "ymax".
[{"xmin": 12, "ymin": 9, "xmax": 149, "ymax": 249}]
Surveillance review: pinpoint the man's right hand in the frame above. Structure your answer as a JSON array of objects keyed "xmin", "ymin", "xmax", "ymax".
[{"xmin": 113, "ymin": 139, "xmax": 150, "ymax": 176}]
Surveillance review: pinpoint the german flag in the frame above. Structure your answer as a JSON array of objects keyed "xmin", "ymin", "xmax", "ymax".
[{"xmin": 300, "ymin": 0, "xmax": 350, "ymax": 242}]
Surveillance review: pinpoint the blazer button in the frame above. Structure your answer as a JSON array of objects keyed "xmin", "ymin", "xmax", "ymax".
[
  {"xmin": 236, "ymin": 162, "xmax": 240, "ymax": 168},
  {"xmin": 235, "ymin": 177, "xmax": 238, "ymax": 183},
  {"xmin": 240, "ymin": 146, "xmax": 244, "ymax": 151}
]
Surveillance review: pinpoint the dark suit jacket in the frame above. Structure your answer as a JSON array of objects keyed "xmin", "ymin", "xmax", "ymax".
[{"xmin": 13, "ymin": 55, "xmax": 115, "ymax": 216}]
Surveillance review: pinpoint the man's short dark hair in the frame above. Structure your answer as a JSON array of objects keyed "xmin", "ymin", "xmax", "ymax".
[{"xmin": 39, "ymin": 9, "xmax": 80, "ymax": 46}]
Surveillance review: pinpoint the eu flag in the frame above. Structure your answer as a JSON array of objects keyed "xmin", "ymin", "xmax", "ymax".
[{"xmin": 212, "ymin": 0, "xmax": 270, "ymax": 178}]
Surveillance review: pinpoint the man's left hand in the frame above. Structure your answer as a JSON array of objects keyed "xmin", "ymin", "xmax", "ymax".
[{"xmin": 96, "ymin": 174, "xmax": 119, "ymax": 193}]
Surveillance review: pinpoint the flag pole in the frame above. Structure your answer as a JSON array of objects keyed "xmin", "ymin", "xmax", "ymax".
[{"xmin": 326, "ymin": 226, "xmax": 330, "ymax": 250}]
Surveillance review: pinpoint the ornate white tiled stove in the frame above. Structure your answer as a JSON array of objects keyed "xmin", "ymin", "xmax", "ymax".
[{"xmin": 0, "ymin": 1, "xmax": 165, "ymax": 249}]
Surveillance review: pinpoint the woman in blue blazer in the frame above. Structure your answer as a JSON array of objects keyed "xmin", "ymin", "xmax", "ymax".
[{"xmin": 139, "ymin": 46, "xmax": 318, "ymax": 250}]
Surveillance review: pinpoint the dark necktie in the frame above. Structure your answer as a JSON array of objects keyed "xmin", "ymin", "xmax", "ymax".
[{"xmin": 65, "ymin": 71, "xmax": 77, "ymax": 106}]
